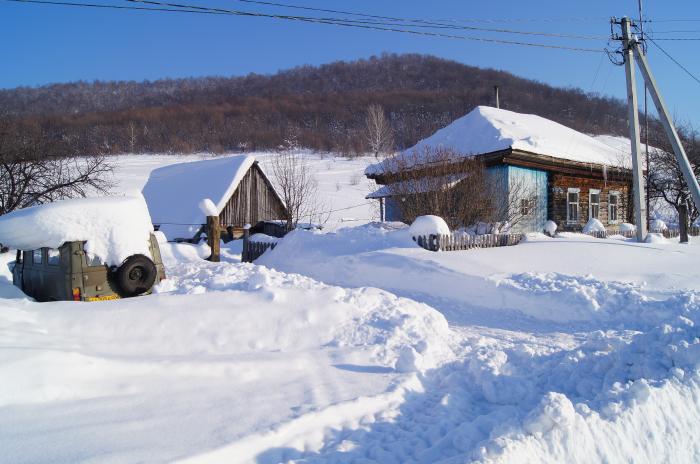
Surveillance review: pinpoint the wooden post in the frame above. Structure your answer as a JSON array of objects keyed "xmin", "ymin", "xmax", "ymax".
[
  {"xmin": 206, "ymin": 215, "xmax": 220, "ymax": 262},
  {"xmin": 242, "ymin": 223, "xmax": 251, "ymax": 262},
  {"xmin": 679, "ymin": 204, "xmax": 689, "ymax": 244}
]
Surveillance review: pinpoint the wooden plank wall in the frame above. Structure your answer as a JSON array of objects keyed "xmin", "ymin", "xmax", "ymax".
[{"xmin": 219, "ymin": 163, "xmax": 287, "ymax": 227}]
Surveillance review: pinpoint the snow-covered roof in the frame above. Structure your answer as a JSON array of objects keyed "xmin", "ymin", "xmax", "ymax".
[
  {"xmin": 366, "ymin": 174, "xmax": 468, "ymax": 199},
  {"xmin": 0, "ymin": 195, "xmax": 153, "ymax": 265},
  {"xmin": 142, "ymin": 155, "xmax": 256, "ymax": 239},
  {"xmin": 366, "ymin": 106, "xmax": 632, "ymax": 176}
]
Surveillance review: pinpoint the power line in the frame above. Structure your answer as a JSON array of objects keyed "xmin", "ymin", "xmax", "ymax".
[
  {"xmin": 225, "ymin": 0, "xmax": 608, "ymax": 40},
  {"xmin": 3, "ymin": 0, "xmax": 224, "ymax": 15},
  {"xmin": 646, "ymin": 37, "xmax": 700, "ymax": 85},
  {"xmin": 124, "ymin": 0, "xmax": 605, "ymax": 52},
  {"xmin": 642, "ymin": 19, "xmax": 700, "ymax": 23},
  {"xmin": 649, "ymin": 37, "xmax": 700, "ymax": 41},
  {"xmin": 2, "ymin": 0, "xmax": 605, "ymax": 53}
]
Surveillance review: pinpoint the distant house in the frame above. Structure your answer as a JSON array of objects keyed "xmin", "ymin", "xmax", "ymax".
[
  {"xmin": 142, "ymin": 155, "xmax": 287, "ymax": 241},
  {"xmin": 365, "ymin": 106, "xmax": 634, "ymax": 233}
]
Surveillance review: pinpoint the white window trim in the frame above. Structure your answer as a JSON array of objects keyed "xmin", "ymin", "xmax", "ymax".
[
  {"xmin": 589, "ymin": 189, "xmax": 601, "ymax": 220},
  {"xmin": 567, "ymin": 188, "xmax": 580, "ymax": 224},
  {"xmin": 608, "ymin": 191, "xmax": 620, "ymax": 224}
]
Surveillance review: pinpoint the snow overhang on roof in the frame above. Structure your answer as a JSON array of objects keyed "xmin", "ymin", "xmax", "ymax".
[
  {"xmin": 366, "ymin": 174, "xmax": 468, "ymax": 199},
  {"xmin": 365, "ymin": 106, "xmax": 634, "ymax": 176},
  {"xmin": 142, "ymin": 155, "xmax": 255, "ymax": 235}
]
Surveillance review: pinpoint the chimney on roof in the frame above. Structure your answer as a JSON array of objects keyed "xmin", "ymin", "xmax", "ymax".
[{"xmin": 494, "ymin": 85, "xmax": 500, "ymax": 109}]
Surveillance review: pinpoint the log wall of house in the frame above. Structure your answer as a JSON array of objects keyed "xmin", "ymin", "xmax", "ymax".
[
  {"xmin": 548, "ymin": 173, "xmax": 632, "ymax": 231},
  {"xmin": 219, "ymin": 163, "xmax": 287, "ymax": 227}
]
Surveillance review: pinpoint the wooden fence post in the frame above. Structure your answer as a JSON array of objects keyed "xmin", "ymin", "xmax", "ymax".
[
  {"xmin": 242, "ymin": 223, "xmax": 251, "ymax": 262},
  {"xmin": 679, "ymin": 204, "xmax": 689, "ymax": 244},
  {"xmin": 207, "ymin": 215, "xmax": 220, "ymax": 262}
]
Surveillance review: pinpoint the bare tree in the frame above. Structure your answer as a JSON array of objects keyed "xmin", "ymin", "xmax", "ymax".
[
  {"xmin": 270, "ymin": 135, "xmax": 322, "ymax": 229},
  {"xmin": 384, "ymin": 148, "xmax": 537, "ymax": 231},
  {"xmin": 0, "ymin": 119, "xmax": 114, "ymax": 216},
  {"xmin": 364, "ymin": 104, "xmax": 394, "ymax": 158},
  {"xmin": 647, "ymin": 121, "xmax": 700, "ymax": 225}
]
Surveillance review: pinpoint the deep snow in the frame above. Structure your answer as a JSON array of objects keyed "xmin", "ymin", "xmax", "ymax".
[{"xmin": 1, "ymin": 153, "xmax": 699, "ymax": 463}]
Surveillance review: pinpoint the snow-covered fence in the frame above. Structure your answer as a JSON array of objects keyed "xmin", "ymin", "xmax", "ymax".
[
  {"xmin": 585, "ymin": 229, "xmax": 637, "ymax": 239},
  {"xmin": 242, "ymin": 239, "xmax": 277, "ymax": 263},
  {"xmin": 584, "ymin": 227, "xmax": 700, "ymax": 240},
  {"xmin": 415, "ymin": 233, "xmax": 524, "ymax": 252},
  {"xmin": 664, "ymin": 227, "xmax": 700, "ymax": 239}
]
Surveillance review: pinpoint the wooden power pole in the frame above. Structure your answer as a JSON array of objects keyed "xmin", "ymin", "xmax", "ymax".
[
  {"xmin": 621, "ymin": 17, "xmax": 648, "ymax": 242},
  {"xmin": 614, "ymin": 17, "xmax": 700, "ymax": 240}
]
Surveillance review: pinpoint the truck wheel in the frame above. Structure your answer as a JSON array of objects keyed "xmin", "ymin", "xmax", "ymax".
[{"xmin": 114, "ymin": 254, "xmax": 157, "ymax": 297}]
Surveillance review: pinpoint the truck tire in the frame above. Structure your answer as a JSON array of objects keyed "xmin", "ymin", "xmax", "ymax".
[{"xmin": 114, "ymin": 254, "xmax": 157, "ymax": 297}]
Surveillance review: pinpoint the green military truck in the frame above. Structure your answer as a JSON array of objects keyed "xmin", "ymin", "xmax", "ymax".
[
  {"xmin": 1, "ymin": 195, "xmax": 167, "ymax": 303},
  {"xmin": 11, "ymin": 234, "xmax": 166, "ymax": 302}
]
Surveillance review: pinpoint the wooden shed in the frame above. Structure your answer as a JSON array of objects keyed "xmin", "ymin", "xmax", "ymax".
[{"xmin": 142, "ymin": 155, "xmax": 287, "ymax": 241}]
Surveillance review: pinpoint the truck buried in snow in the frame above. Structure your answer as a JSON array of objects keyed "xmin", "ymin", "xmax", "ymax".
[{"xmin": 0, "ymin": 196, "xmax": 166, "ymax": 302}]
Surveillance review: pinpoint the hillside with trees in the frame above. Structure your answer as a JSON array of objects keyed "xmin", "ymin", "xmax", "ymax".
[{"xmin": 0, "ymin": 53, "xmax": 635, "ymax": 156}]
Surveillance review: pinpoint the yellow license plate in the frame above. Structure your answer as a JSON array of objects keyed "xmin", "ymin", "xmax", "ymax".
[{"xmin": 85, "ymin": 294, "xmax": 121, "ymax": 302}]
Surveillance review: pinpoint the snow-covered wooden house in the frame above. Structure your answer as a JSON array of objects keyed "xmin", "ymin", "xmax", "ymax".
[
  {"xmin": 142, "ymin": 155, "xmax": 287, "ymax": 241},
  {"xmin": 365, "ymin": 106, "xmax": 634, "ymax": 233}
]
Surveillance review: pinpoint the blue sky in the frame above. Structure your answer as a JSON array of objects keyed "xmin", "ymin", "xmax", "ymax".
[{"xmin": 1, "ymin": 0, "xmax": 699, "ymax": 126}]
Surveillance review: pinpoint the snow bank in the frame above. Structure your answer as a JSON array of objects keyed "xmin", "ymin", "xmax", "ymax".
[
  {"xmin": 409, "ymin": 215, "xmax": 450, "ymax": 238},
  {"xmin": 582, "ymin": 218, "xmax": 606, "ymax": 234},
  {"xmin": 142, "ymin": 155, "xmax": 256, "ymax": 240},
  {"xmin": 367, "ymin": 106, "xmax": 631, "ymax": 175},
  {"xmin": 0, "ymin": 195, "xmax": 153, "ymax": 265},
  {"xmin": 651, "ymin": 218, "xmax": 668, "ymax": 232},
  {"xmin": 620, "ymin": 222, "xmax": 636, "ymax": 232},
  {"xmin": 543, "ymin": 220, "xmax": 557, "ymax": 236}
]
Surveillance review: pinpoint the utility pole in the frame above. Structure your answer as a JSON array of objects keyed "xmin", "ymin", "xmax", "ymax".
[
  {"xmin": 612, "ymin": 16, "xmax": 700, "ymax": 237},
  {"xmin": 638, "ymin": 0, "xmax": 651, "ymax": 231},
  {"xmin": 621, "ymin": 17, "xmax": 648, "ymax": 242},
  {"xmin": 494, "ymin": 85, "xmax": 500, "ymax": 109}
]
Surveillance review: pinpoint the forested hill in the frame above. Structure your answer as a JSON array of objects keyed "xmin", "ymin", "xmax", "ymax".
[{"xmin": 0, "ymin": 54, "xmax": 630, "ymax": 155}]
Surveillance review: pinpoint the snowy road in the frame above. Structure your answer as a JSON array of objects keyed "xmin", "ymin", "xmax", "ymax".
[{"xmin": 2, "ymin": 225, "xmax": 700, "ymax": 462}]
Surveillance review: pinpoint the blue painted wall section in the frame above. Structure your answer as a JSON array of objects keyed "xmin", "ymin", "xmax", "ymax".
[{"xmin": 487, "ymin": 165, "xmax": 548, "ymax": 233}]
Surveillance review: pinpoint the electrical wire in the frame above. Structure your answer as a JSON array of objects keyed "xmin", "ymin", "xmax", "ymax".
[
  {"xmin": 3, "ymin": 0, "xmax": 224, "ymax": 15},
  {"xmin": 646, "ymin": 37, "xmax": 700, "ymax": 85},
  {"xmin": 225, "ymin": 0, "xmax": 609, "ymax": 40},
  {"xmin": 124, "ymin": 0, "xmax": 606, "ymax": 53},
  {"xmin": 1, "ymin": 0, "xmax": 606, "ymax": 53}
]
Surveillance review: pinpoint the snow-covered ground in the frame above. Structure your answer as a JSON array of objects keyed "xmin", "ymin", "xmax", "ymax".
[{"xmin": 1, "ymin": 153, "xmax": 700, "ymax": 463}]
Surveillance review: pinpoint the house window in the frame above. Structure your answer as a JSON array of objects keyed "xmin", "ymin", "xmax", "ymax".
[
  {"xmin": 589, "ymin": 189, "xmax": 601, "ymax": 220},
  {"xmin": 567, "ymin": 188, "xmax": 580, "ymax": 223},
  {"xmin": 32, "ymin": 249, "xmax": 43, "ymax": 265},
  {"xmin": 609, "ymin": 191, "xmax": 620, "ymax": 223}
]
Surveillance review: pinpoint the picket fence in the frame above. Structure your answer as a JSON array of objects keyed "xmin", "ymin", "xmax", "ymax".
[
  {"xmin": 585, "ymin": 226, "xmax": 700, "ymax": 240},
  {"xmin": 415, "ymin": 233, "xmax": 524, "ymax": 252},
  {"xmin": 242, "ymin": 239, "xmax": 277, "ymax": 263}
]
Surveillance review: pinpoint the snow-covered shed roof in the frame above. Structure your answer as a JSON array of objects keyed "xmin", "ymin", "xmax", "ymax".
[
  {"xmin": 366, "ymin": 106, "xmax": 632, "ymax": 176},
  {"xmin": 142, "ymin": 155, "xmax": 256, "ymax": 239},
  {"xmin": 366, "ymin": 174, "xmax": 468, "ymax": 199},
  {"xmin": 0, "ymin": 195, "xmax": 153, "ymax": 265}
]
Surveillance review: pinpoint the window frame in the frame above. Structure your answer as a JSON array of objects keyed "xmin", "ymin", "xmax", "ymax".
[
  {"xmin": 32, "ymin": 249, "xmax": 44, "ymax": 265},
  {"xmin": 566, "ymin": 188, "xmax": 580, "ymax": 224},
  {"xmin": 589, "ymin": 189, "xmax": 601, "ymax": 220},
  {"xmin": 608, "ymin": 191, "xmax": 620, "ymax": 224},
  {"xmin": 47, "ymin": 248, "xmax": 61, "ymax": 266}
]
